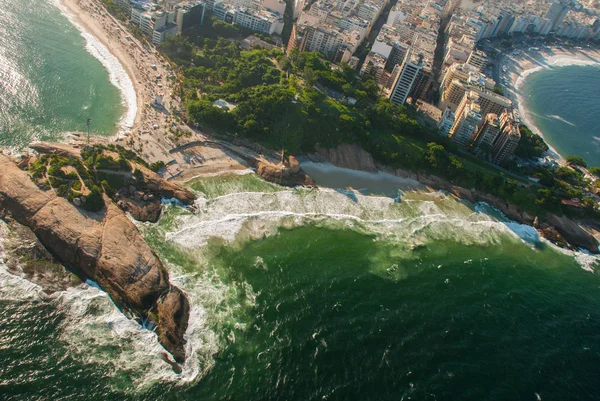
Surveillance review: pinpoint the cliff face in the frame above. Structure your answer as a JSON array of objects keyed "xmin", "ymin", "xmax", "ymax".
[
  {"xmin": 0, "ymin": 155, "xmax": 190, "ymax": 363},
  {"xmin": 310, "ymin": 144, "xmax": 377, "ymax": 172},
  {"xmin": 315, "ymin": 144, "xmax": 599, "ymax": 254}
]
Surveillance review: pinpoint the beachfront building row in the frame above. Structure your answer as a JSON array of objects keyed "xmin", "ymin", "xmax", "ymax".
[
  {"xmin": 113, "ymin": 0, "xmax": 286, "ymax": 45},
  {"xmin": 447, "ymin": 0, "xmax": 600, "ymax": 44}
]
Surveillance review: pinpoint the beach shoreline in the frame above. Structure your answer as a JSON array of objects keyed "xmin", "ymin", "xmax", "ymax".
[
  {"xmin": 56, "ymin": 0, "xmax": 140, "ymax": 136},
  {"xmin": 52, "ymin": 0, "xmax": 256, "ymax": 179},
  {"xmin": 500, "ymin": 45, "xmax": 600, "ymax": 162}
]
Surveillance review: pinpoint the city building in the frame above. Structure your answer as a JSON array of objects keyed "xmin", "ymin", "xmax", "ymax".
[
  {"xmin": 546, "ymin": 1, "xmax": 569, "ymax": 31},
  {"xmin": 175, "ymin": 1, "xmax": 206, "ymax": 35},
  {"xmin": 438, "ymin": 108, "xmax": 455, "ymax": 136},
  {"xmin": 466, "ymin": 50, "xmax": 487, "ymax": 72},
  {"xmin": 449, "ymin": 92, "xmax": 482, "ymax": 146},
  {"xmin": 234, "ymin": 7, "xmax": 285, "ymax": 35},
  {"xmin": 492, "ymin": 109, "xmax": 521, "ymax": 164},
  {"xmin": 289, "ymin": 15, "xmax": 362, "ymax": 61},
  {"xmin": 473, "ymin": 113, "xmax": 500, "ymax": 149},
  {"xmin": 388, "ymin": 49, "xmax": 424, "ymax": 105},
  {"xmin": 360, "ymin": 52, "xmax": 388, "ymax": 85}
]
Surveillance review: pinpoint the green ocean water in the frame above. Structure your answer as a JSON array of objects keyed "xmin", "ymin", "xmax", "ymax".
[
  {"xmin": 2, "ymin": 2, "xmax": 600, "ymax": 399},
  {"xmin": 0, "ymin": 0, "xmax": 124, "ymax": 146},
  {"xmin": 521, "ymin": 65, "xmax": 600, "ymax": 167},
  {"xmin": 2, "ymin": 172, "xmax": 600, "ymax": 400}
]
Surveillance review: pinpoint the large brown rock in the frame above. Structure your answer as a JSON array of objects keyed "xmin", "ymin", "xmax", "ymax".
[
  {"xmin": 133, "ymin": 163, "xmax": 196, "ymax": 205},
  {"xmin": 256, "ymin": 160, "xmax": 315, "ymax": 187},
  {"xmin": 117, "ymin": 197, "xmax": 163, "ymax": 223},
  {"xmin": 545, "ymin": 214, "xmax": 600, "ymax": 253},
  {"xmin": 0, "ymin": 155, "xmax": 190, "ymax": 363}
]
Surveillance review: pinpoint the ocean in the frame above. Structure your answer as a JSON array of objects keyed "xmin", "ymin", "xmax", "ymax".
[
  {"xmin": 2, "ymin": 169, "xmax": 600, "ymax": 400},
  {"xmin": 0, "ymin": 0, "xmax": 130, "ymax": 147},
  {"xmin": 520, "ymin": 64, "xmax": 600, "ymax": 167},
  {"xmin": 2, "ymin": 2, "xmax": 600, "ymax": 400}
]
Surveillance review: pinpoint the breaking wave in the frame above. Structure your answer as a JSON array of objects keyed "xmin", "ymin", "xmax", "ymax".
[{"xmin": 1, "ymin": 171, "xmax": 599, "ymax": 391}]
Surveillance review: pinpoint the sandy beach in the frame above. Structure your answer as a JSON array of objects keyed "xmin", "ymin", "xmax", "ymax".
[
  {"xmin": 55, "ymin": 0, "xmax": 254, "ymax": 180},
  {"xmin": 499, "ymin": 45, "xmax": 600, "ymax": 161}
]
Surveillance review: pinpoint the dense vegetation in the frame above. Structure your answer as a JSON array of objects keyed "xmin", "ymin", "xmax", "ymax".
[
  {"xmin": 515, "ymin": 124, "xmax": 549, "ymax": 159},
  {"xmin": 27, "ymin": 144, "xmax": 164, "ymax": 212},
  {"xmin": 28, "ymin": 154, "xmax": 105, "ymax": 212},
  {"xmin": 159, "ymin": 34, "xmax": 599, "ymax": 219}
]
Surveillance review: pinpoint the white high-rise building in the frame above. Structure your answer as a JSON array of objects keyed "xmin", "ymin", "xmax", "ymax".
[{"xmin": 388, "ymin": 48, "xmax": 423, "ymax": 105}]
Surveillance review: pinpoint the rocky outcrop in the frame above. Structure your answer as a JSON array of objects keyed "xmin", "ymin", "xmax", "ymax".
[
  {"xmin": 255, "ymin": 159, "xmax": 315, "ymax": 187},
  {"xmin": 133, "ymin": 163, "xmax": 196, "ymax": 204},
  {"xmin": 117, "ymin": 196, "xmax": 163, "ymax": 223},
  {"xmin": 544, "ymin": 214, "xmax": 599, "ymax": 252},
  {"xmin": 28, "ymin": 142, "xmax": 195, "ymax": 222},
  {"xmin": 0, "ymin": 155, "xmax": 190, "ymax": 363},
  {"xmin": 30, "ymin": 142, "xmax": 81, "ymax": 159}
]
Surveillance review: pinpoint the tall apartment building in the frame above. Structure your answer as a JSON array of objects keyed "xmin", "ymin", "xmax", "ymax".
[
  {"xmin": 492, "ymin": 109, "xmax": 521, "ymax": 164},
  {"xmin": 466, "ymin": 50, "xmax": 487, "ymax": 72},
  {"xmin": 440, "ymin": 63, "xmax": 479, "ymax": 91},
  {"xmin": 449, "ymin": 92, "xmax": 482, "ymax": 146},
  {"xmin": 288, "ymin": 15, "xmax": 361, "ymax": 61},
  {"xmin": 442, "ymin": 78, "xmax": 512, "ymax": 117},
  {"xmin": 175, "ymin": 1, "xmax": 206, "ymax": 34},
  {"xmin": 438, "ymin": 108, "xmax": 455, "ymax": 136},
  {"xmin": 546, "ymin": 2, "xmax": 568, "ymax": 31},
  {"xmin": 409, "ymin": 64, "xmax": 433, "ymax": 101},
  {"xmin": 388, "ymin": 49, "xmax": 423, "ymax": 105},
  {"xmin": 115, "ymin": 0, "xmax": 133, "ymax": 14},
  {"xmin": 360, "ymin": 52, "xmax": 388, "ymax": 85},
  {"xmin": 473, "ymin": 113, "xmax": 500, "ymax": 148},
  {"xmin": 385, "ymin": 40, "xmax": 410, "ymax": 71}
]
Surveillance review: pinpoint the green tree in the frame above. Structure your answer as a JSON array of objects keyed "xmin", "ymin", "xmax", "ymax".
[
  {"xmin": 566, "ymin": 155, "xmax": 587, "ymax": 168},
  {"xmin": 425, "ymin": 143, "xmax": 448, "ymax": 170},
  {"xmin": 589, "ymin": 167, "xmax": 600, "ymax": 178},
  {"xmin": 515, "ymin": 125, "xmax": 549, "ymax": 159},
  {"xmin": 159, "ymin": 35, "xmax": 193, "ymax": 65}
]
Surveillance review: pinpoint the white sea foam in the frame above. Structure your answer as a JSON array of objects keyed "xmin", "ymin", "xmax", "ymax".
[
  {"xmin": 547, "ymin": 114, "xmax": 577, "ymax": 127},
  {"xmin": 0, "ymin": 221, "xmax": 44, "ymax": 301},
  {"xmin": 2, "ymin": 173, "xmax": 599, "ymax": 389},
  {"xmin": 168, "ymin": 187, "xmax": 600, "ymax": 273},
  {"xmin": 169, "ymin": 189, "xmax": 523, "ymax": 252},
  {"xmin": 52, "ymin": 0, "xmax": 137, "ymax": 137},
  {"xmin": 0, "ymin": 219, "xmax": 223, "ymax": 388}
]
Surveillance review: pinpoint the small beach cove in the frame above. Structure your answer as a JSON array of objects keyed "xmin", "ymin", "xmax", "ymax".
[{"xmin": 501, "ymin": 45, "xmax": 600, "ymax": 167}]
